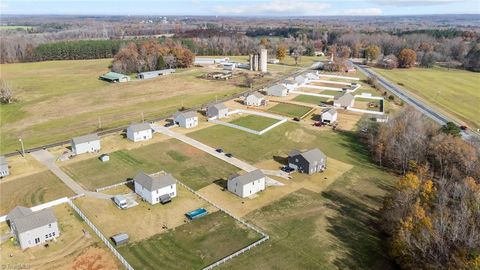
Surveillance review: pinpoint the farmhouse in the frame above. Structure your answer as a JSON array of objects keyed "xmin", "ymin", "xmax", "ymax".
[
  {"xmin": 334, "ymin": 92, "xmax": 355, "ymax": 108},
  {"xmin": 288, "ymin": 148, "xmax": 327, "ymax": 175},
  {"xmin": 227, "ymin": 169, "xmax": 266, "ymax": 198},
  {"xmin": 207, "ymin": 103, "xmax": 229, "ymax": 119},
  {"xmin": 245, "ymin": 91, "xmax": 266, "ymax": 106},
  {"xmin": 266, "ymin": 84, "xmax": 289, "ymax": 97},
  {"xmin": 99, "ymin": 72, "xmax": 130, "ymax": 83},
  {"xmin": 0, "ymin": 156, "xmax": 9, "ymax": 177},
  {"xmin": 282, "ymin": 79, "xmax": 298, "ymax": 91},
  {"xmin": 294, "ymin": 75, "xmax": 307, "ymax": 85},
  {"xmin": 7, "ymin": 206, "xmax": 60, "ymax": 250},
  {"xmin": 71, "ymin": 133, "xmax": 101, "ymax": 155},
  {"xmin": 126, "ymin": 123, "xmax": 152, "ymax": 142},
  {"xmin": 174, "ymin": 111, "xmax": 198, "ymax": 128},
  {"xmin": 137, "ymin": 69, "xmax": 175, "ymax": 79},
  {"xmin": 134, "ymin": 172, "xmax": 177, "ymax": 205},
  {"xmin": 321, "ymin": 108, "xmax": 338, "ymax": 123}
]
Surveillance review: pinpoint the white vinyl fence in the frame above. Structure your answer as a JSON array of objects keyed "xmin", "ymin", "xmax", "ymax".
[{"xmin": 96, "ymin": 180, "xmax": 134, "ymax": 192}]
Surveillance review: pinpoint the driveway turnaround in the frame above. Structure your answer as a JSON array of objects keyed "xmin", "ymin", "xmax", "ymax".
[{"xmin": 31, "ymin": 150, "xmax": 111, "ymax": 199}]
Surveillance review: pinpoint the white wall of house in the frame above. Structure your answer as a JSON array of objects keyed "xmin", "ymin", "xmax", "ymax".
[
  {"xmin": 127, "ymin": 129, "xmax": 152, "ymax": 142},
  {"xmin": 321, "ymin": 112, "xmax": 337, "ymax": 123},
  {"xmin": 14, "ymin": 222, "xmax": 59, "ymax": 250},
  {"xmin": 0, "ymin": 165, "xmax": 9, "ymax": 177},
  {"xmin": 283, "ymin": 83, "xmax": 297, "ymax": 92},
  {"xmin": 207, "ymin": 107, "xmax": 228, "ymax": 119},
  {"xmin": 245, "ymin": 96, "xmax": 263, "ymax": 106},
  {"xmin": 134, "ymin": 182, "xmax": 177, "ymax": 205},
  {"xmin": 228, "ymin": 178, "xmax": 265, "ymax": 198},
  {"xmin": 72, "ymin": 140, "xmax": 101, "ymax": 155},
  {"xmin": 175, "ymin": 116, "xmax": 198, "ymax": 128}
]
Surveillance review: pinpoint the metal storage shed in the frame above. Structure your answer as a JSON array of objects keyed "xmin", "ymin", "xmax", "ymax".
[{"xmin": 111, "ymin": 233, "xmax": 129, "ymax": 246}]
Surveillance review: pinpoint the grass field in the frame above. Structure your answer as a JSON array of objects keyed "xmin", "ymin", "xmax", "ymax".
[
  {"xmin": 0, "ymin": 25, "xmax": 32, "ymax": 30},
  {"xmin": 229, "ymin": 114, "xmax": 280, "ymax": 131},
  {"xmin": 189, "ymin": 122, "xmax": 397, "ymax": 269},
  {"xmin": 0, "ymin": 171, "xmax": 74, "ymax": 215},
  {"xmin": 373, "ymin": 67, "xmax": 480, "ymax": 128},
  {"xmin": 0, "ymin": 58, "xmax": 293, "ymax": 153},
  {"xmin": 117, "ymin": 211, "xmax": 262, "ymax": 270},
  {"xmin": 62, "ymin": 138, "xmax": 239, "ymax": 190},
  {"xmin": 0, "ymin": 204, "xmax": 120, "ymax": 270},
  {"xmin": 292, "ymin": 95, "xmax": 331, "ymax": 105},
  {"xmin": 268, "ymin": 103, "xmax": 313, "ymax": 118}
]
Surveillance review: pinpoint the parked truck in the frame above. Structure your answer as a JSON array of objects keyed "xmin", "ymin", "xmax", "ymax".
[{"xmin": 113, "ymin": 195, "xmax": 128, "ymax": 209}]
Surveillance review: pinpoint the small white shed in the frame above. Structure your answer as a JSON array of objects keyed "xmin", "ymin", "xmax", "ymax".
[{"xmin": 321, "ymin": 108, "xmax": 338, "ymax": 123}]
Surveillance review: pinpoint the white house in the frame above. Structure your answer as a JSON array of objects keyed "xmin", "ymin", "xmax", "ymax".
[
  {"xmin": 227, "ymin": 169, "xmax": 266, "ymax": 198},
  {"xmin": 134, "ymin": 172, "xmax": 177, "ymax": 205},
  {"xmin": 174, "ymin": 111, "xmax": 198, "ymax": 128},
  {"xmin": 71, "ymin": 134, "xmax": 101, "ymax": 155},
  {"xmin": 334, "ymin": 93, "xmax": 355, "ymax": 108},
  {"xmin": 126, "ymin": 123, "xmax": 152, "ymax": 142},
  {"xmin": 245, "ymin": 91, "xmax": 266, "ymax": 106},
  {"xmin": 294, "ymin": 75, "xmax": 307, "ymax": 85},
  {"xmin": 305, "ymin": 72, "xmax": 319, "ymax": 81},
  {"xmin": 282, "ymin": 79, "xmax": 298, "ymax": 92},
  {"xmin": 321, "ymin": 108, "xmax": 337, "ymax": 123},
  {"xmin": 0, "ymin": 156, "xmax": 9, "ymax": 178},
  {"xmin": 7, "ymin": 206, "xmax": 60, "ymax": 250},
  {"xmin": 266, "ymin": 84, "xmax": 288, "ymax": 97},
  {"xmin": 207, "ymin": 103, "xmax": 229, "ymax": 119}
]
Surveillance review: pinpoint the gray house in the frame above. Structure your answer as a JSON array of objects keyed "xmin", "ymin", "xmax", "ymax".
[
  {"xmin": 288, "ymin": 148, "xmax": 327, "ymax": 174},
  {"xmin": 294, "ymin": 75, "xmax": 307, "ymax": 85},
  {"xmin": 333, "ymin": 92, "xmax": 355, "ymax": 108},
  {"xmin": 207, "ymin": 103, "xmax": 229, "ymax": 119},
  {"xmin": 245, "ymin": 91, "xmax": 266, "ymax": 106},
  {"xmin": 71, "ymin": 133, "xmax": 101, "ymax": 155},
  {"xmin": 266, "ymin": 84, "xmax": 288, "ymax": 97},
  {"xmin": 0, "ymin": 155, "xmax": 9, "ymax": 178},
  {"xmin": 7, "ymin": 206, "xmax": 60, "ymax": 250}
]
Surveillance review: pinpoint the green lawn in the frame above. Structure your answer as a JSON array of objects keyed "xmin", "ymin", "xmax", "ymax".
[
  {"xmin": 0, "ymin": 25, "xmax": 32, "ymax": 30},
  {"xmin": 118, "ymin": 211, "xmax": 262, "ymax": 270},
  {"xmin": 0, "ymin": 171, "xmax": 74, "ymax": 215},
  {"xmin": 62, "ymin": 139, "xmax": 239, "ymax": 190},
  {"xmin": 268, "ymin": 103, "xmax": 313, "ymax": 118},
  {"xmin": 292, "ymin": 95, "xmax": 331, "ymax": 105},
  {"xmin": 318, "ymin": 90, "xmax": 343, "ymax": 96},
  {"xmin": 373, "ymin": 67, "xmax": 480, "ymax": 128},
  {"xmin": 229, "ymin": 115, "xmax": 279, "ymax": 131}
]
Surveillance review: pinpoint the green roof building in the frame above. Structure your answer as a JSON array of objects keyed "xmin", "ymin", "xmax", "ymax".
[{"xmin": 99, "ymin": 72, "xmax": 130, "ymax": 83}]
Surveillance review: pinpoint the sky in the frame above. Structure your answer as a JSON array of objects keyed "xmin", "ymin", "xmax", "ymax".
[{"xmin": 1, "ymin": 0, "xmax": 479, "ymax": 16}]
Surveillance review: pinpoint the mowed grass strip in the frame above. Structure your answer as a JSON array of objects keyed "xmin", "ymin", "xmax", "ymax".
[
  {"xmin": 229, "ymin": 115, "xmax": 279, "ymax": 131},
  {"xmin": 268, "ymin": 103, "xmax": 313, "ymax": 118},
  {"xmin": 373, "ymin": 67, "xmax": 480, "ymax": 128},
  {"xmin": 62, "ymin": 139, "xmax": 239, "ymax": 191},
  {"xmin": 292, "ymin": 95, "xmax": 331, "ymax": 105},
  {"xmin": 118, "ymin": 211, "xmax": 262, "ymax": 270},
  {"xmin": 0, "ymin": 171, "xmax": 75, "ymax": 215}
]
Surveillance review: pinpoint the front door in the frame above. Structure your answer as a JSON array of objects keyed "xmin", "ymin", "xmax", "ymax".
[{"xmin": 35, "ymin": 237, "xmax": 40, "ymax": 244}]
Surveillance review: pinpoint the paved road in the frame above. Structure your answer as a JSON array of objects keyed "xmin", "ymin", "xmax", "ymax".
[
  {"xmin": 354, "ymin": 63, "xmax": 478, "ymax": 140},
  {"xmin": 30, "ymin": 150, "xmax": 111, "ymax": 199}
]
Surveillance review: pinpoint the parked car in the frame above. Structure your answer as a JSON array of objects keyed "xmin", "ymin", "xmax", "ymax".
[
  {"xmin": 216, "ymin": 148, "xmax": 223, "ymax": 153},
  {"xmin": 281, "ymin": 166, "xmax": 295, "ymax": 173},
  {"xmin": 225, "ymin": 153, "xmax": 233, "ymax": 158},
  {"xmin": 460, "ymin": 125, "xmax": 468, "ymax": 130},
  {"xmin": 164, "ymin": 122, "xmax": 175, "ymax": 127},
  {"xmin": 293, "ymin": 117, "xmax": 300, "ymax": 122},
  {"xmin": 313, "ymin": 122, "xmax": 323, "ymax": 127}
]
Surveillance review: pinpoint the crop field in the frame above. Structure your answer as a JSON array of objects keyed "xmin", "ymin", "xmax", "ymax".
[
  {"xmin": 373, "ymin": 67, "xmax": 480, "ymax": 128},
  {"xmin": 117, "ymin": 211, "xmax": 262, "ymax": 270},
  {"xmin": 0, "ymin": 204, "xmax": 120, "ymax": 270},
  {"xmin": 0, "ymin": 170, "xmax": 74, "ymax": 215},
  {"xmin": 267, "ymin": 103, "xmax": 313, "ymax": 118},
  {"xmin": 0, "ymin": 58, "xmax": 293, "ymax": 153},
  {"xmin": 62, "ymin": 138, "xmax": 239, "ymax": 190},
  {"xmin": 292, "ymin": 94, "xmax": 331, "ymax": 105},
  {"xmin": 189, "ymin": 122, "xmax": 397, "ymax": 269},
  {"xmin": 229, "ymin": 114, "xmax": 280, "ymax": 131}
]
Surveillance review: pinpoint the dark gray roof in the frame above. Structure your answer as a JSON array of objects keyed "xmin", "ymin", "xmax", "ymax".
[
  {"xmin": 267, "ymin": 84, "xmax": 287, "ymax": 92},
  {"xmin": 283, "ymin": 79, "xmax": 296, "ymax": 85},
  {"xmin": 134, "ymin": 172, "xmax": 177, "ymax": 192},
  {"xmin": 334, "ymin": 92, "xmax": 354, "ymax": 102},
  {"xmin": 174, "ymin": 111, "xmax": 197, "ymax": 119},
  {"xmin": 248, "ymin": 91, "xmax": 265, "ymax": 99},
  {"xmin": 209, "ymin": 103, "xmax": 227, "ymax": 111},
  {"xmin": 289, "ymin": 148, "xmax": 326, "ymax": 164},
  {"xmin": 230, "ymin": 169, "xmax": 265, "ymax": 186},
  {"xmin": 294, "ymin": 75, "xmax": 306, "ymax": 84},
  {"xmin": 128, "ymin": 123, "xmax": 151, "ymax": 133},
  {"xmin": 7, "ymin": 206, "xmax": 57, "ymax": 234},
  {"xmin": 324, "ymin": 108, "xmax": 337, "ymax": 115},
  {"xmin": 0, "ymin": 156, "xmax": 7, "ymax": 165},
  {"xmin": 72, "ymin": 133, "xmax": 99, "ymax": 145}
]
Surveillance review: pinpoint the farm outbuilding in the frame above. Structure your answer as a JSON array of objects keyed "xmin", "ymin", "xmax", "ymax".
[
  {"xmin": 288, "ymin": 148, "xmax": 327, "ymax": 175},
  {"xmin": 99, "ymin": 72, "xmax": 130, "ymax": 83},
  {"xmin": 71, "ymin": 133, "xmax": 101, "ymax": 155},
  {"xmin": 245, "ymin": 91, "xmax": 267, "ymax": 106},
  {"xmin": 207, "ymin": 103, "xmax": 228, "ymax": 119},
  {"xmin": 137, "ymin": 69, "xmax": 175, "ymax": 79},
  {"xmin": 194, "ymin": 57, "xmax": 229, "ymax": 65},
  {"xmin": 126, "ymin": 123, "xmax": 152, "ymax": 142},
  {"xmin": 227, "ymin": 169, "xmax": 266, "ymax": 198},
  {"xmin": 0, "ymin": 156, "xmax": 9, "ymax": 177},
  {"xmin": 7, "ymin": 206, "xmax": 60, "ymax": 250},
  {"xmin": 111, "ymin": 233, "xmax": 129, "ymax": 246},
  {"xmin": 334, "ymin": 92, "xmax": 355, "ymax": 108},
  {"xmin": 294, "ymin": 75, "xmax": 307, "ymax": 85},
  {"xmin": 134, "ymin": 172, "xmax": 177, "ymax": 205},
  {"xmin": 174, "ymin": 111, "xmax": 198, "ymax": 128},
  {"xmin": 99, "ymin": 154, "xmax": 110, "ymax": 162},
  {"xmin": 321, "ymin": 108, "xmax": 337, "ymax": 123},
  {"xmin": 282, "ymin": 79, "xmax": 298, "ymax": 91},
  {"xmin": 266, "ymin": 84, "xmax": 289, "ymax": 97}
]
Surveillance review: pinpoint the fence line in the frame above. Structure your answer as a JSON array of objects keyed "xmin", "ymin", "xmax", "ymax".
[
  {"xmin": 67, "ymin": 200, "xmax": 134, "ymax": 270},
  {"xmin": 96, "ymin": 180, "xmax": 134, "ymax": 192},
  {"xmin": 175, "ymin": 180, "xmax": 269, "ymax": 269}
]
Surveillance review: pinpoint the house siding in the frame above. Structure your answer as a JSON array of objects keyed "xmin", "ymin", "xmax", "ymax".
[
  {"xmin": 15, "ymin": 222, "xmax": 59, "ymax": 250},
  {"xmin": 127, "ymin": 129, "xmax": 152, "ymax": 142},
  {"xmin": 72, "ymin": 140, "xmax": 101, "ymax": 155}
]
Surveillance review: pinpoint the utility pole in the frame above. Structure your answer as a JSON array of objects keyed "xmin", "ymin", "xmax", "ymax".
[
  {"xmin": 141, "ymin": 112, "xmax": 145, "ymax": 123},
  {"xmin": 98, "ymin": 117, "xmax": 102, "ymax": 130},
  {"xmin": 19, "ymin": 138, "xmax": 25, "ymax": 157}
]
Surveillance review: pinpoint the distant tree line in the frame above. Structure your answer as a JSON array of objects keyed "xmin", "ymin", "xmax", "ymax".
[{"xmin": 34, "ymin": 40, "xmax": 127, "ymax": 61}]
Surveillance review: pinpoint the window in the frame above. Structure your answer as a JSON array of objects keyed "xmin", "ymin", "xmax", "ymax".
[
  {"xmin": 48, "ymin": 224, "xmax": 52, "ymax": 228},
  {"xmin": 52, "ymin": 232, "xmax": 55, "ymax": 236},
  {"xmin": 45, "ymin": 234, "xmax": 49, "ymax": 238}
]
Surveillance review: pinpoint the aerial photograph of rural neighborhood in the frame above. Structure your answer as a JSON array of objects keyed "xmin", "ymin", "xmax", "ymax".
[{"xmin": 0, "ymin": 0, "xmax": 479, "ymax": 269}]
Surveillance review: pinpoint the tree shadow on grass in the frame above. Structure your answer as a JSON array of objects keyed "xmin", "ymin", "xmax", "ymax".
[
  {"xmin": 273, "ymin": 155, "xmax": 287, "ymax": 165},
  {"xmin": 322, "ymin": 189, "xmax": 398, "ymax": 270},
  {"xmin": 213, "ymin": 178, "xmax": 228, "ymax": 189}
]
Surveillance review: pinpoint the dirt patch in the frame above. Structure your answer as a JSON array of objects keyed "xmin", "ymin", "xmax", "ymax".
[
  {"xmin": 70, "ymin": 246, "xmax": 120, "ymax": 270},
  {"xmin": 336, "ymin": 111, "xmax": 363, "ymax": 131},
  {"xmin": 285, "ymin": 128, "xmax": 316, "ymax": 143}
]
